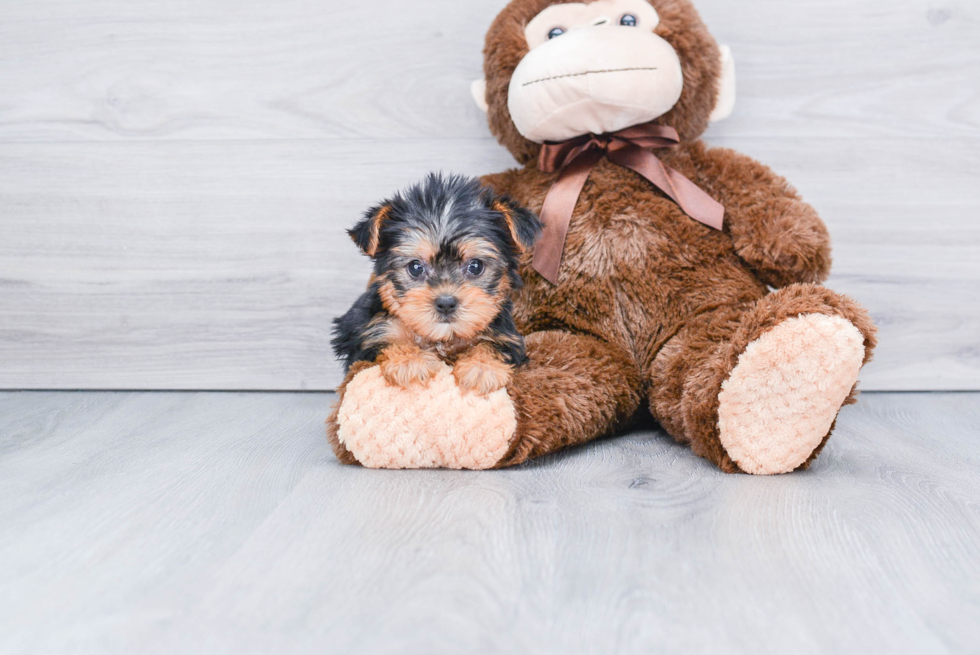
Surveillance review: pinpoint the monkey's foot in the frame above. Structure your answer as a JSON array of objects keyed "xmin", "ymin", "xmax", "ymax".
[
  {"xmin": 334, "ymin": 363, "xmax": 516, "ymax": 469},
  {"xmin": 717, "ymin": 314, "xmax": 865, "ymax": 475}
]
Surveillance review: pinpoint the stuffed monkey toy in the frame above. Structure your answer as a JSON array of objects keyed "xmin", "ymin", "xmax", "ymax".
[{"xmin": 328, "ymin": 0, "xmax": 877, "ymax": 475}]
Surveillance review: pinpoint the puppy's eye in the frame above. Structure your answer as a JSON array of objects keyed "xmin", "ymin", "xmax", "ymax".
[
  {"xmin": 620, "ymin": 14, "xmax": 637, "ymax": 26},
  {"xmin": 547, "ymin": 27, "xmax": 565, "ymax": 39},
  {"xmin": 407, "ymin": 260, "xmax": 426, "ymax": 279},
  {"xmin": 466, "ymin": 259, "xmax": 485, "ymax": 277}
]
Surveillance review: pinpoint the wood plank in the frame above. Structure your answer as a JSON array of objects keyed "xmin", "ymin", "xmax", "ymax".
[
  {"xmin": 0, "ymin": 139, "xmax": 513, "ymax": 390},
  {"xmin": 0, "ymin": 390, "xmax": 978, "ymax": 653},
  {"xmin": 1, "ymin": 0, "xmax": 978, "ymax": 390},
  {"xmin": 1, "ymin": 137, "xmax": 977, "ymax": 390},
  {"xmin": 0, "ymin": 0, "xmax": 975, "ymax": 143}
]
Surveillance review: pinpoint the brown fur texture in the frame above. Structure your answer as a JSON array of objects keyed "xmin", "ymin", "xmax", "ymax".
[
  {"xmin": 495, "ymin": 331, "xmax": 643, "ymax": 467},
  {"xmin": 648, "ymin": 284, "xmax": 876, "ymax": 473},
  {"xmin": 330, "ymin": 0, "xmax": 877, "ymax": 473}
]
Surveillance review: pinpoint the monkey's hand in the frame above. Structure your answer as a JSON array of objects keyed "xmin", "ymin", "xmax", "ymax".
[
  {"xmin": 683, "ymin": 143, "xmax": 832, "ymax": 288},
  {"xmin": 378, "ymin": 344, "xmax": 443, "ymax": 389},
  {"xmin": 730, "ymin": 197, "xmax": 832, "ymax": 288},
  {"xmin": 453, "ymin": 345, "xmax": 513, "ymax": 396}
]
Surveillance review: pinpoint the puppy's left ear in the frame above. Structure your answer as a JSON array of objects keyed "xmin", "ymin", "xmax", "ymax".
[
  {"xmin": 491, "ymin": 196, "xmax": 542, "ymax": 254},
  {"xmin": 348, "ymin": 203, "xmax": 392, "ymax": 258}
]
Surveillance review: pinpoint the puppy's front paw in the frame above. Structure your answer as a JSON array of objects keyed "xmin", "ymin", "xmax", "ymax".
[
  {"xmin": 379, "ymin": 345, "xmax": 443, "ymax": 389},
  {"xmin": 454, "ymin": 351, "xmax": 512, "ymax": 396}
]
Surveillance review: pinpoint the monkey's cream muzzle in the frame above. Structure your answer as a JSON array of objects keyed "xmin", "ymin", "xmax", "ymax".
[{"xmin": 507, "ymin": 26, "xmax": 684, "ymax": 144}]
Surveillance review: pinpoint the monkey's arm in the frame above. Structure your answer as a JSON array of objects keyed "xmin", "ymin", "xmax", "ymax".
[
  {"xmin": 328, "ymin": 329, "xmax": 642, "ymax": 469},
  {"xmin": 682, "ymin": 141, "xmax": 832, "ymax": 288}
]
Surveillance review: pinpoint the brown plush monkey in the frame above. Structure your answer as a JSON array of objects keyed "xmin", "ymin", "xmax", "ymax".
[{"xmin": 328, "ymin": 0, "xmax": 877, "ymax": 475}]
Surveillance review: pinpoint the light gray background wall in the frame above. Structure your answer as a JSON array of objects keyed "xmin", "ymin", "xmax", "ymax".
[{"xmin": 1, "ymin": 0, "xmax": 978, "ymax": 391}]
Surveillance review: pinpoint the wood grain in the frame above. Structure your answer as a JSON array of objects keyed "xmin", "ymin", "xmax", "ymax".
[
  {"xmin": 0, "ymin": 0, "xmax": 976, "ymax": 142},
  {"xmin": 0, "ymin": 390, "xmax": 977, "ymax": 654},
  {"xmin": 1, "ymin": 137, "xmax": 976, "ymax": 390},
  {"xmin": 0, "ymin": 139, "xmax": 513, "ymax": 390},
  {"xmin": 0, "ymin": 0, "xmax": 978, "ymax": 391}
]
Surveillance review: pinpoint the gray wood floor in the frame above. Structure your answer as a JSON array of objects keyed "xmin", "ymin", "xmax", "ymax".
[
  {"xmin": 1, "ymin": 0, "xmax": 978, "ymax": 391},
  {"xmin": 2, "ymin": 391, "xmax": 978, "ymax": 654}
]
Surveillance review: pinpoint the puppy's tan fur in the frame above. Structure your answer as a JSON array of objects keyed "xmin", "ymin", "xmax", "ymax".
[
  {"xmin": 377, "ymin": 343, "xmax": 443, "ymax": 389},
  {"xmin": 453, "ymin": 343, "xmax": 513, "ymax": 395}
]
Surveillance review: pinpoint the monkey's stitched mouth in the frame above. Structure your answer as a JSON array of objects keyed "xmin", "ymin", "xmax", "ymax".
[{"xmin": 522, "ymin": 67, "xmax": 658, "ymax": 87}]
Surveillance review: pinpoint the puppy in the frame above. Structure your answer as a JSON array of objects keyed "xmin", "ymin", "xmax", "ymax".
[{"xmin": 332, "ymin": 174, "xmax": 542, "ymax": 396}]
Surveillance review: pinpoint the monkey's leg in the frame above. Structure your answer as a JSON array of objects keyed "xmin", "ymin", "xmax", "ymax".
[
  {"xmin": 494, "ymin": 331, "xmax": 642, "ymax": 467},
  {"xmin": 648, "ymin": 284, "xmax": 877, "ymax": 474},
  {"xmin": 327, "ymin": 331, "xmax": 642, "ymax": 469}
]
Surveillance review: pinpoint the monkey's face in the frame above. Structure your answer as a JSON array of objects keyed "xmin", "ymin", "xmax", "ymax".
[
  {"xmin": 509, "ymin": 0, "xmax": 683, "ymax": 143},
  {"xmin": 477, "ymin": 0, "xmax": 733, "ymax": 162}
]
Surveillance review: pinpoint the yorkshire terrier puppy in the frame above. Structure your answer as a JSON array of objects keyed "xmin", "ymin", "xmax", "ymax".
[{"xmin": 332, "ymin": 174, "xmax": 542, "ymax": 396}]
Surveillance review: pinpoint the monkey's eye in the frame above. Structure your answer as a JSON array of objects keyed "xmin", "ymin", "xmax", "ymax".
[
  {"xmin": 547, "ymin": 27, "xmax": 565, "ymax": 39},
  {"xmin": 619, "ymin": 14, "xmax": 637, "ymax": 26},
  {"xmin": 407, "ymin": 260, "xmax": 426, "ymax": 279},
  {"xmin": 466, "ymin": 259, "xmax": 485, "ymax": 277}
]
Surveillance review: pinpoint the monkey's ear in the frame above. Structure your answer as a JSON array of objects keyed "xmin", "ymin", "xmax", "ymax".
[
  {"xmin": 709, "ymin": 45, "xmax": 737, "ymax": 123},
  {"xmin": 491, "ymin": 197, "xmax": 542, "ymax": 254},
  {"xmin": 470, "ymin": 79, "xmax": 489, "ymax": 113},
  {"xmin": 348, "ymin": 203, "xmax": 392, "ymax": 258}
]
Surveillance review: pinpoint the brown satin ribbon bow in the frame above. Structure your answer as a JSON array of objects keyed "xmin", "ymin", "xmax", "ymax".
[{"xmin": 531, "ymin": 122, "xmax": 725, "ymax": 284}]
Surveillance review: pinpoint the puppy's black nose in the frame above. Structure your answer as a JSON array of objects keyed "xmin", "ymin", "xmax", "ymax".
[{"xmin": 435, "ymin": 295, "xmax": 459, "ymax": 316}]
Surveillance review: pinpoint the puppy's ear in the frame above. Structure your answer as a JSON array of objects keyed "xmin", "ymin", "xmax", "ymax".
[
  {"xmin": 348, "ymin": 203, "xmax": 392, "ymax": 257},
  {"xmin": 491, "ymin": 196, "xmax": 542, "ymax": 254}
]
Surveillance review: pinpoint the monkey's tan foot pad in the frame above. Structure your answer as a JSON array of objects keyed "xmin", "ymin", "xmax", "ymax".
[
  {"xmin": 717, "ymin": 314, "xmax": 865, "ymax": 475},
  {"xmin": 335, "ymin": 363, "xmax": 517, "ymax": 469}
]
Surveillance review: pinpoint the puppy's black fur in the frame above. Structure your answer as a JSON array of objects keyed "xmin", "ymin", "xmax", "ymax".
[
  {"xmin": 331, "ymin": 283, "xmax": 387, "ymax": 372},
  {"xmin": 332, "ymin": 174, "xmax": 541, "ymax": 373}
]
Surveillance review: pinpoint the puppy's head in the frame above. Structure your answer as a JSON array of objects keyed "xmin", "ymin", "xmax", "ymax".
[{"xmin": 349, "ymin": 174, "xmax": 541, "ymax": 342}]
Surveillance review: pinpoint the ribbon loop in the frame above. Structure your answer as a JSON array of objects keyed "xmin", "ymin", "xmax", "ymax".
[{"xmin": 531, "ymin": 122, "xmax": 725, "ymax": 284}]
